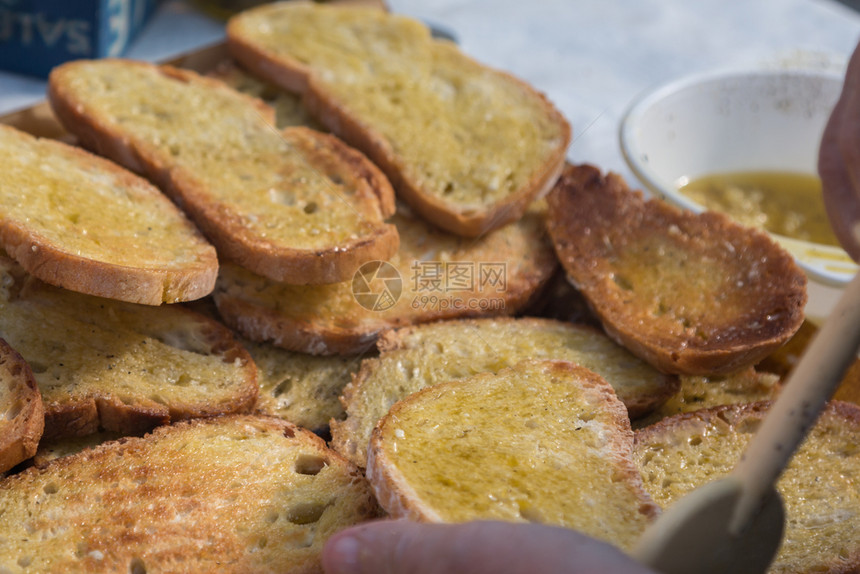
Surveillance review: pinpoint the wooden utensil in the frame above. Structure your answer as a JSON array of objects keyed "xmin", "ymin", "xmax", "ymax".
[{"xmin": 633, "ymin": 270, "xmax": 860, "ymax": 574}]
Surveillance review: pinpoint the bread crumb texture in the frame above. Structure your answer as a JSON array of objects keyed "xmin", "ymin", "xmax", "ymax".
[
  {"xmin": 0, "ymin": 415, "xmax": 377, "ymax": 573},
  {"xmin": 635, "ymin": 402, "xmax": 860, "ymax": 573}
]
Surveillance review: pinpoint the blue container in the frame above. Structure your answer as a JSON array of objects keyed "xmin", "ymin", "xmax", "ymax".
[{"xmin": 0, "ymin": 0, "xmax": 158, "ymax": 78}]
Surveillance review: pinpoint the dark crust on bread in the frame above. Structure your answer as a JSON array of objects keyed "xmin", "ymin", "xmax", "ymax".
[
  {"xmin": 47, "ymin": 59, "xmax": 399, "ymax": 285},
  {"xmin": 0, "ymin": 125, "xmax": 218, "ymax": 305},
  {"xmin": 367, "ymin": 360, "xmax": 660, "ymax": 523},
  {"xmin": 0, "ymin": 338, "xmax": 44, "ymax": 473},
  {"xmin": 546, "ymin": 164, "xmax": 807, "ymax": 376},
  {"xmin": 226, "ymin": 5, "xmax": 571, "ymax": 237}
]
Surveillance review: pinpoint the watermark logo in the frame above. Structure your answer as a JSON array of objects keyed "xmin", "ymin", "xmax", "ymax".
[
  {"xmin": 352, "ymin": 260, "xmax": 508, "ymax": 312},
  {"xmin": 352, "ymin": 260, "xmax": 403, "ymax": 311}
]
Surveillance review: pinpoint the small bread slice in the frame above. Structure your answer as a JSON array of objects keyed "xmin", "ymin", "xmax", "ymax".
[
  {"xmin": 331, "ymin": 316, "xmax": 679, "ymax": 468},
  {"xmin": 367, "ymin": 360, "xmax": 659, "ymax": 552},
  {"xmin": 227, "ymin": 2, "xmax": 571, "ymax": 237},
  {"xmin": 634, "ymin": 401, "xmax": 860, "ymax": 574},
  {"xmin": 632, "ymin": 366, "xmax": 780, "ymax": 429},
  {"xmin": 0, "ymin": 415, "xmax": 379, "ymax": 573},
  {"xmin": 0, "ymin": 338, "xmax": 43, "ymax": 473},
  {"xmin": 48, "ymin": 58, "xmax": 398, "ymax": 285},
  {"xmin": 243, "ymin": 338, "xmax": 366, "ymax": 434},
  {"xmin": 546, "ymin": 164, "xmax": 807, "ymax": 376},
  {"xmin": 213, "ymin": 202, "xmax": 558, "ymax": 355},
  {"xmin": 0, "ymin": 124, "xmax": 216, "ymax": 305},
  {"xmin": 0, "ymin": 257, "xmax": 257, "ymax": 441},
  {"xmin": 207, "ymin": 59, "xmax": 326, "ymax": 130}
]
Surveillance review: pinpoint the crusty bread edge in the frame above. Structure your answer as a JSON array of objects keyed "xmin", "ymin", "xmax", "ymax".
[{"xmin": 0, "ymin": 338, "xmax": 44, "ymax": 473}]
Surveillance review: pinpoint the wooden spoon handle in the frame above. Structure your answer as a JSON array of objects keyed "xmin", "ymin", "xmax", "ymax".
[{"xmin": 730, "ymin": 271, "xmax": 860, "ymax": 534}]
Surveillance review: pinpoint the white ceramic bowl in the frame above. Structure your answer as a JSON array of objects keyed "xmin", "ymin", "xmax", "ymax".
[{"xmin": 619, "ymin": 67, "xmax": 857, "ymax": 286}]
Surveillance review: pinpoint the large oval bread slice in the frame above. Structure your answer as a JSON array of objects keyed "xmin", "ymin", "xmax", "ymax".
[
  {"xmin": 0, "ymin": 257, "xmax": 257, "ymax": 441},
  {"xmin": 330, "ymin": 316, "xmax": 679, "ymax": 469},
  {"xmin": 0, "ymin": 124, "xmax": 216, "ymax": 305},
  {"xmin": 634, "ymin": 401, "xmax": 860, "ymax": 574},
  {"xmin": 227, "ymin": 2, "xmax": 571, "ymax": 237},
  {"xmin": 367, "ymin": 360, "xmax": 658, "ymax": 552},
  {"xmin": 48, "ymin": 58, "xmax": 398, "ymax": 285},
  {"xmin": 213, "ymin": 202, "xmax": 558, "ymax": 355},
  {"xmin": 0, "ymin": 338, "xmax": 43, "ymax": 474},
  {"xmin": 0, "ymin": 415, "xmax": 379, "ymax": 574},
  {"xmin": 546, "ymin": 164, "xmax": 807, "ymax": 376}
]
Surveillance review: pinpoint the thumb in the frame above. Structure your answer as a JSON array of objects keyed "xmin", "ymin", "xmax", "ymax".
[{"xmin": 321, "ymin": 519, "xmax": 655, "ymax": 574}]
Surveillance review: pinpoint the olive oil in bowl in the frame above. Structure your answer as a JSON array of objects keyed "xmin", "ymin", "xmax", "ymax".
[{"xmin": 678, "ymin": 171, "xmax": 839, "ymax": 247}]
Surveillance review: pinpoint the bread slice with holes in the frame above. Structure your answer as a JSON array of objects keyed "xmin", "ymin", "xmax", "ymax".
[
  {"xmin": 632, "ymin": 366, "xmax": 780, "ymax": 429},
  {"xmin": 227, "ymin": 2, "xmax": 571, "ymax": 237},
  {"xmin": 546, "ymin": 164, "xmax": 807, "ymax": 376},
  {"xmin": 0, "ymin": 414, "xmax": 379, "ymax": 573},
  {"xmin": 0, "ymin": 338, "xmax": 43, "ymax": 474},
  {"xmin": 0, "ymin": 257, "xmax": 257, "ymax": 442},
  {"xmin": 330, "ymin": 316, "xmax": 678, "ymax": 468},
  {"xmin": 243, "ymin": 337, "xmax": 367, "ymax": 434},
  {"xmin": 634, "ymin": 401, "xmax": 860, "ymax": 574},
  {"xmin": 48, "ymin": 58, "xmax": 398, "ymax": 285},
  {"xmin": 213, "ymin": 201, "xmax": 557, "ymax": 356},
  {"xmin": 367, "ymin": 360, "xmax": 659, "ymax": 552},
  {"xmin": 0, "ymin": 124, "xmax": 217, "ymax": 305}
]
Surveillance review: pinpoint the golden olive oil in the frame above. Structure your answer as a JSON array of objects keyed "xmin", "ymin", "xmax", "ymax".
[{"xmin": 678, "ymin": 171, "xmax": 839, "ymax": 247}]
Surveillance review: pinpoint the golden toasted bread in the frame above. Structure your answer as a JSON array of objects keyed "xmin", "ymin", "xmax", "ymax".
[
  {"xmin": 0, "ymin": 338, "xmax": 43, "ymax": 474},
  {"xmin": 632, "ymin": 367, "xmax": 780, "ymax": 429},
  {"xmin": 546, "ymin": 164, "xmax": 807, "ymax": 376},
  {"xmin": 213, "ymin": 202, "xmax": 557, "ymax": 355},
  {"xmin": 243, "ymin": 338, "xmax": 366, "ymax": 434},
  {"xmin": 634, "ymin": 401, "xmax": 860, "ymax": 574},
  {"xmin": 0, "ymin": 257, "xmax": 257, "ymax": 441},
  {"xmin": 207, "ymin": 59, "xmax": 325, "ymax": 130},
  {"xmin": 0, "ymin": 415, "xmax": 379, "ymax": 573},
  {"xmin": 0, "ymin": 124, "xmax": 217, "ymax": 305},
  {"xmin": 367, "ymin": 360, "xmax": 658, "ymax": 551},
  {"xmin": 330, "ymin": 316, "xmax": 678, "ymax": 468},
  {"xmin": 227, "ymin": 2, "xmax": 571, "ymax": 237},
  {"xmin": 48, "ymin": 58, "xmax": 397, "ymax": 285}
]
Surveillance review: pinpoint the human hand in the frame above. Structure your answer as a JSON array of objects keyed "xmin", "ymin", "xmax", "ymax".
[
  {"xmin": 819, "ymin": 40, "xmax": 860, "ymax": 261},
  {"xmin": 321, "ymin": 519, "xmax": 656, "ymax": 574}
]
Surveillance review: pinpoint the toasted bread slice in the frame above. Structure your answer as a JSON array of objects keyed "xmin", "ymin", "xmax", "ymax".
[
  {"xmin": 0, "ymin": 124, "xmax": 217, "ymax": 305},
  {"xmin": 207, "ymin": 59, "xmax": 326, "ymax": 130},
  {"xmin": 367, "ymin": 360, "xmax": 658, "ymax": 551},
  {"xmin": 331, "ymin": 316, "xmax": 678, "ymax": 468},
  {"xmin": 31, "ymin": 431, "xmax": 127, "ymax": 469},
  {"xmin": 634, "ymin": 402, "xmax": 860, "ymax": 574},
  {"xmin": 0, "ymin": 415, "xmax": 379, "ymax": 573},
  {"xmin": 632, "ymin": 367, "xmax": 780, "ymax": 429},
  {"xmin": 48, "ymin": 58, "xmax": 397, "ymax": 285},
  {"xmin": 0, "ymin": 338, "xmax": 43, "ymax": 474},
  {"xmin": 227, "ymin": 2, "xmax": 571, "ymax": 237},
  {"xmin": 213, "ymin": 202, "xmax": 557, "ymax": 355},
  {"xmin": 243, "ymin": 338, "xmax": 366, "ymax": 434},
  {"xmin": 546, "ymin": 164, "xmax": 807, "ymax": 376},
  {"xmin": 0, "ymin": 257, "xmax": 257, "ymax": 441}
]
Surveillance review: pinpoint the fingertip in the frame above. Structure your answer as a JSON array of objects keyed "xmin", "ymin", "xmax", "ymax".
[{"xmin": 322, "ymin": 532, "xmax": 362, "ymax": 574}]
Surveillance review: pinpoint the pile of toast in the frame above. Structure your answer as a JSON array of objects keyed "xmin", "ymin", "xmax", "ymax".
[{"xmin": 0, "ymin": 2, "xmax": 855, "ymax": 573}]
